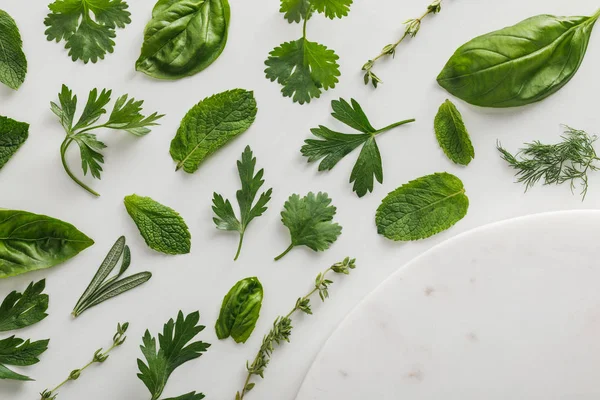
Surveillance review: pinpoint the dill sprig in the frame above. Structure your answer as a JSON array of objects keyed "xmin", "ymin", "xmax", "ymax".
[
  {"xmin": 235, "ymin": 257, "xmax": 356, "ymax": 400},
  {"xmin": 497, "ymin": 126, "xmax": 600, "ymax": 199}
]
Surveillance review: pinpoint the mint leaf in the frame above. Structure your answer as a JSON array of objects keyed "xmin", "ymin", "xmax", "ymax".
[
  {"xmin": 311, "ymin": 0, "xmax": 353, "ymax": 19},
  {"xmin": 275, "ymin": 192, "xmax": 342, "ymax": 260},
  {"xmin": 265, "ymin": 39, "xmax": 340, "ymax": 105},
  {"xmin": 0, "ymin": 10, "xmax": 27, "ymax": 90},
  {"xmin": 280, "ymin": 0, "xmax": 311, "ymax": 22},
  {"xmin": 434, "ymin": 99, "xmax": 474, "ymax": 165},
  {"xmin": 170, "ymin": 89, "xmax": 257, "ymax": 173},
  {"xmin": 44, "ymin": 0, "xmax": 131, "ymax": 63},
  {"xmin": 215, "ymin": 277, "xmax": 263, "ymax": 343},
  {"xmin": 0, "ymin": 280, "xmax": 48, "ymax": 332},
  {"xmin": 0, "ymin": 336, "xmax": 49, "ymax": 381},
  {"xmin": 137, "ymin": 311, "xmax": 210, "ymax": 400},
  {"xmin": 0, "ymin": 115, "xmax": 29, "ymax": 170},
  {"xmin": 212, "ymin": 146, "xmax": 272, "ymax": 260},
  {"xmin": 376, "ymin": 172, "xmax": 469, "ymax": 241},
  {"xmin": 124, "ymin": 194, "xmax": 191, "ymax": 255}
]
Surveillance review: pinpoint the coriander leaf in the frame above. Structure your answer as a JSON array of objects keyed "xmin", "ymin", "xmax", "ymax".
[
  {"xmin": 265, "ymin": 38, "xmax": 340, "ymax": 105},
  {"xmin": 215, "ymin": 277, "xmax": 263, "ymax": 343},
  {"xmin": 73, "ymin": 88, "xmax": 112, "ymax": 131},
  {"xmin": 0, "ymin": 115, "xmax": 29, "ymax": 170},
  {"xmin": 73, "ymin": 133, "xmax": 106, "ymax": 179},
  {"xmin": 137, "ymin": 311, "xmax": 210, "ymax": 400},
  {"xmin": 0, "ymin": 10, "xmax": 27, "ymax": 90},
  {"xmin": 275, "ymin": 192, "xmax": 342, "ymax": 260},
  {"xmin": 434, "ymin": 99, "xmax": 474, "ymax": 166},
  {"xmin": 301, "ymin": 98, "xmax": 415, "ymax": 197},
  {"xmin": 0, "ymin": 336, "xmax": 49, "ymax": 381},
  {"xmin": 0, "ymin": 280, "xmax": 48, "ymax": 332},
  {"xmin": 45, "ymin": 0, "xmax": 131, "ymax": 64},
  {"xmin": 212, "ymin": 146, "xmax": 272, "ymax": 260},
  {"xmin": 104, "ymin": 95, "xmax": 165, "ymax": 136},
  {"xmin": 124, "ymin": 194, "xmax": 191, "ymax": 255},
  {"xmin": 170, "ymin": 89, "xmax": 257, "ymax": 173},
  {"xmin": 310, "ymin": 0, "xmax": 353, "ymax": 19},
  {"xmin": 280, "ymin": 0, "xmax": 311, "ymax": 23},
  {"xmin": 376, "ymin": 172, "xmax": 469, "ymax": 241}
]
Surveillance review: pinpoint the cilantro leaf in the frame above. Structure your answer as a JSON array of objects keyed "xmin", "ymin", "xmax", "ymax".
[
  {"xmin": 44, "ymin": 0, "xmax": 131, "ymax": 63},
  {"xmin": 434, "ymin": 99, "xmax": 474, "ymax": 166},
  {"xmin": 137, "ymin": 311, "xmax": 210, "ymax": 400},
  {"xmin": 0, "ymin": 10, "xmax": 27, "ymax": 90},
  {"xmin": 280, "ymin": 0, "xmax": 311, "ymax": 23},
  {"xmin": 301, "ymin": 98, "xmax": 415, "ymax": 197},
  {"xmin": 0, "ymin": 336, "xmax": 49, "ymax": 381},
  {"xmin": 212, "ymin": 146, "xmax": 272, "ymax": 260},
  {"xmin": 275, "ymin": 192, "xmax": 342, "ymax": 260},
  {"xmin": 311, "ymin": 0, "xmax": 353, "ymax": 19},
  {"xmin": 0, "ymin": 280, "xmax": 48, "ymax": 332},
  {"xmin": 0, "ymin": 115, "xmax": 29, "ymax": 171},
  {"xmin": 265, "ymin": 38, "xmax": 340, "ymax": 105}
]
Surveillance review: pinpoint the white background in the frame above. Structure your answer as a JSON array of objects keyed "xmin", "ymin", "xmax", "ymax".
[{"xmin": 0, "ymin": 0, "xmax": 599, "ymax": 399}]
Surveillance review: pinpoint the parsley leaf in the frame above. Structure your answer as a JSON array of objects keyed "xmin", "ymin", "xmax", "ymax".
[
  {"xmin": 275, "ymin": 192, "xmax": 342, "ymax": 260},
  {"xmin": 0, "ymin": 280, "xmax": 48, "ymax": 332},
  {"xmin": 311, "ymin": 0, "xmax": 353, "ymax": 19},
  {"xmin": 0, "ymin": 10, "xmax": 27, "ymax": 90},
  {"xmin": 44, "ymin": 0, "xmax": 131, "ymax": 63},
  {"xmin": 0, "ymin": 336, "xmax": 49, "ymax": 381},
  {"xmin": 0, "ymin": 115, "xmax": 29, "ymax": 170},
  {"xmin": 137, "ymin": 311, "xmax": 210, "ymax": 400},
  {"xmin": 301, "ymin": 98, "xmax": 415, "ymax": 197},
  {"xmin": 212, "ymin": 146, "xmax": 272, "ymax": 260},
  {"xmin": 434, "ymin": 99, "xmax": 474, "ymax": 166}
]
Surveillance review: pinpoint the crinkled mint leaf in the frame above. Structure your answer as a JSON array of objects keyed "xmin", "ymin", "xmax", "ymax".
[
  {"xmin": 0, "ymin": 10, "xmax": 27, "ymax": 90},
  {"xmin": 0, "ymin": 116, "xmax": 29, "ymax": 170},
  {"xmin": 434, "ymin": 99, "xmax": 474, "ymax": 165}
]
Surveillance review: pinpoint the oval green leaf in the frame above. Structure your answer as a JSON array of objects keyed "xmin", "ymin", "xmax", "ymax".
[
  {"xmin": 437, "ymin": 11, "xmax": 600, "ymax": 107},
  {"xmin": 0, "ymin": 115, "xmax": 29, "ymax": 170},
  {"xmin": 215, "ymin": 277, "xmax": 263, "ymax": 343},
  {"xmin": 136, "ymin": 0, "xmax": 230, "ymax": 80},
  {"xmin": 434, "ymin": 99, "xmax": 474, "ymax": 166},
  {"xmin": 0, "ymin": 10, "xmax": 27, "ymax": 90},
  {"xmin": 376, "ymin": 172, "xmax": 468, "ymax": 241}
]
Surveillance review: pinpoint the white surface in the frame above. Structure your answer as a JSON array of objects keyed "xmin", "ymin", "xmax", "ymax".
[
  {"xmin": 296, "ymin": 211, "xmax": 600, "ymax": 400},
  {"xmin": 0, "ymin": 0, "xmax": 599, "ymax": 399}
]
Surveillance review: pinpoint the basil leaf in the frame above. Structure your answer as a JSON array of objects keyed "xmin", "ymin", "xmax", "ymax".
[
  {"xmin": 170, "ymin": 89, "xmax": 257, "ymax": 173},
  {"xmin": 124, "ymin": 194, "xmax": 191, "ymax": 255},
  {"xmin": 0, "ymin": 210, "xmax": 94, "ymax": 279},
  {"xmin": 437, "ymin": 11, "xmax": 600, "ymax": 107},
  {"xmin": 376, "ymin": 173, "xmax": 469, "ymax": 241},
  {"xmin": 216, "ymin": 277, "xmax": 263, "ymax": 343},
  {"xmin": 434, "ymin": 100, "xmax": 474, "ymax": 166},
  {"xmin": 0, "ymin": 115, "xmax": 29, "ymax": 170},
  {"xmin": 0, "ymin": 10, "xmax": 27, "ymax": 90},
  {"xmin": 136, "ymin": 0, "xmax": 230, "ymax": 80}
]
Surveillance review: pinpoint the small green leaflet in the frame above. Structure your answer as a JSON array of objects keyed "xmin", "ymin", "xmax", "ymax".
[
  {"xmin": 310, "ymin": 0, "xmax": 353, "ymax": 19},
  {"xmin": 0, "ymin": 10, "xmax": 27, "ymax": 90},
  {"xmin": 302, "ymin": 98, "xmax": 415, "ymax": 197},
  {"xmin": 280, "ymin": 0, "xmax": 311, "ymax": 22},
  {"xmin": 434, "ymin": 100, "xmax": 474, "ymax": 166},
  {"xmin": 0, "ymin": 280, "xmax": 48, "ymax": 332},
  {"xmin": 275, "ymin": 192, "xmax": 342, "ymax": 260},
  {"xmin": 137, "ymin": 311, "xmax": 210, "ymax": 400},
  {"xmin": 376, "ymin": 172, "xmax": 469, "ymax": 241},
  {"xmin": 124, "ymin": 195, "xmax": 191, "ymax": 255},
  {"xmin": 44, "ymin": 0, "xmax": 131, "ymax": 63},
  {"xmin": 212, "ymin": 146, "xmax": 272, "ymax": 260},
  {"xmin": 215, "ymin": 277, "xmax": 263, "ymax": 343},
  {"xmin": 170, "ymin": 89, "xmax": 258, "ymax": 173},
  {"xmin": 0, "ymin": 115, "xmax": 29, "ymax": 170},
  {"xmin": 0, "ymin": 336, "xmax": 49, "ymax": 381}
]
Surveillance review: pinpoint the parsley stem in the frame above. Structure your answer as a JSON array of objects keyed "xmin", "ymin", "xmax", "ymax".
[
  {"xmin": 234, "ymin": 233, "xmax": 245, "ymax": 261},
  {"xmin": 302, "ymin": 6, "xmax": 311, "ymax": 38},
  {"xmin": 273, "ymin": 243, "xmax": 294, "ymax": 261},
  {"xmin": 375, "ymin": 118, "xmax": 416, "ymax": 136},
  {"xmin": 60, "ymin": 137, "xmax": 100, "ymax": 197}
]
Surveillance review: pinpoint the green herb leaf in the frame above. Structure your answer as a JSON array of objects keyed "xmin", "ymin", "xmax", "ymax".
[
  {"xmin": 215, "ymin": 277, "xmax": 263, "ymax": 343},
  {"xmin": 163, "ymin": 393, "xmax": 206, "ymax": 400},
  {"xmin": 301, "ymin": 98, "xmax": 415, "ymax": 197},
  {"xmin": 0, "ymin": 337, "xmax": 49, "ymax": 381},
  {"xmin": 212, "ymin": 146, "xmax": 272, "ymax": 260},
  {"xmin": 376, "ymin": 172, "xmax": 469, "ymax": 241},
  {"xmin": 0, "ymin": 10, "xmax": 27, "ymax": 90},
  {"xmin": 311, "ymin": 0, "xmax": 353, "ymax": 19},
  {"xmin": 136, "ymin": 0, "xmax": 230, "ymax": 80},
  {"xmin": 170, "ymin": 89, "xmax": 257, "ymax": 173},
  {"xmin": 0, "ymin": 209, "xmax": 94, "ymax": 279},
  {"xmin": 437, "ymin": 10, "xmax": 600, "ymax": 107},
  {"xmin": 104, "ymin": 95, "xmax": 164, "ymax": 135},
  {"xmin": 434, "ymin": 99, "xmax": 474, "ymax": 165},
  {"xmin": 275, "ymin": 192, "xmax": 342, "ymax": 260},
  {"xmin": 0, "ymin": 115, "xmax": 29, "ymax": 170},
  {"xmin": 124, "ymin": 195, "xmax": 191, "ymax": 255},
  {"xmin": 0, "ymin": 280, "xmax": 48, "ymax": 332},
  {"xmin": 280, "ymin": 0, "xmax": 311, "ymax": 23},
  {"xmin": 44, "ymin": 0, "xmax": 131, "ymax": 63},
  {"xmin": 137, "ymin": 311, "xmax": 210, "ymax": 400}
]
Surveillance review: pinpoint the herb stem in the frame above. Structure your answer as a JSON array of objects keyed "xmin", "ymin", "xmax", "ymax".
[
  {"xmin": 274, "ymin": 243, "xmax": 294, "ymax": 261},
  {"xmin": 60, "ymin": 137, "xmax": 100, "ymax": 197},
  {"xmin": 234, "ymin": 233, "xmax": 244, "ymax": 261},
  {"xmin": 374, "ymin": 118, "xmax": 416, "ymax": 137},
  {"xmin": 302, "ymin": 7, "xmax": 311, "ymax": 38}
]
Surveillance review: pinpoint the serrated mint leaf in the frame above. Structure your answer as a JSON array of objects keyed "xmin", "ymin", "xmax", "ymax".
[
  {"xmin": 0, "ymin": 10, "xmax": 27, "ymax": 90},
  {"xmin": 0, "ymin": 280, "xmax": 48, "ymax": 332},
  {"xmin": 280, "ymin": 0, "xmax": 311, "ymax": 22},
  {"xmin": 124, "ymin": 195, "xmax": 191, "ymax": 255},
  {"xmin": 215, "ymin": 277, "xmax": 263, "ymax": 343},
  {"xmin": 170, "ymin": 89, "xmax": 257, "ymax": 173},
  {"xmin": 376, "ymin": 172, "xmax": 469, "ymax": 241},
  {"xmin": 434, "ymin": 99, "xmax": 474, "ymax": 165},
  {"xmin": 311, "ymin": 0, "xmax": 353, "ymax": 19},
  {"xmin": 0, "ymin": 116, "xmax": 29, "ymax": 170}
]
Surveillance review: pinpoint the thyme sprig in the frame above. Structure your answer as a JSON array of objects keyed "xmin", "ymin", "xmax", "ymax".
[
  {"xmin": 235, "ymin": 257, "xmax": 356, "ymax": 399},
  {"xmin": 362, "ymin": 0, "xmax": 442, "ymax": 87}
]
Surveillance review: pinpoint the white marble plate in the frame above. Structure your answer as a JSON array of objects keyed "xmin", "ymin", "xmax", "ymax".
[{"xmin": 295, "ymin": 211, "xmax": 600, "ymax": 400}]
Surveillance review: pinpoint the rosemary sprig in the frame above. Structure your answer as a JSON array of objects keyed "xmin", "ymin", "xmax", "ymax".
[
  {"xmin": 497, "ymin": 126, "xmax": 600, "ymax": 199},
  {"xmin": 235, "ymin": 257, "xmax": 356, "ymax": 399},
  {"xmin": 362, "ymin": 0, "xmax": 442, "ymax": 87},
  {"xmin": 40, "ymin": 322, "xmax": 128, "ymax": 400}
]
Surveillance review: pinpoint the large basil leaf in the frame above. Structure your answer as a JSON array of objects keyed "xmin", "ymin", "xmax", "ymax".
[
  {"xmin": 215, "ymin": 277, "xmax": 263, "ymax": 343},
  {"xmin": 0, "ymin": 210, "xmax": 94, "ymax": 278},
  {"xmin": 136, "ymin": 0, "xmax": 230, "ymax": 80},
  {"xmin": 437, "ymin": 11, "xmax": 600, "ymax": 107}
]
